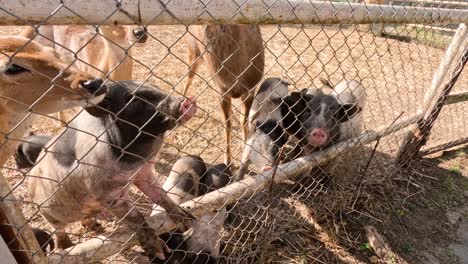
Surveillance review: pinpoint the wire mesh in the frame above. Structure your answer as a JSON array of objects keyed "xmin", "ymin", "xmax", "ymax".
[{"xmin": 0, "ymin": 0, "xmax": 466, "ymax": 263}]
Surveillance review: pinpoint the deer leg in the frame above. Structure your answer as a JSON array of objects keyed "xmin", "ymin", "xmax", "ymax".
[
  {"xmin": 57, "ymin": 112, "xmax": 67, "ymax": 126},
  {"xmin": 241, "ymin": 93, "xmax": 254, "ymax": 142},
  {"xmin": 234, "ymin": 145, "xmax": 251, "ymax": 181},
  {"xmin": 221, "ymin": 97, "xmax": 233, "ymax": 165},
  {"xmin": 183, "ymin": 47, "xmax": 202, "ymax": 96}
]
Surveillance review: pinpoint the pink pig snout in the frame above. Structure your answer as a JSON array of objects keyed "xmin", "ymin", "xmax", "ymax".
[
  {"xmin": 307, "ymin": 128, "xmax": 328, "ymax": 147},
  {"xmin": 180, "ymin": 96, "xmax": 197, "ymax": 123}
]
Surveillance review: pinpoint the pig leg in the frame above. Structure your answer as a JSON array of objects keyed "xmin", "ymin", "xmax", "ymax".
[
  {"xmin": 241, "ymin": 93, "xmax": 254, "ymax": 142},
  {"xmin": 134, "ymin": 163, "xmax": 194, "ymax": 230},
  {"xmin": 40, "ymin": 212, "xmax": 74, "ymax": 249},
  {"xmin": 158, "ymin": 195, "xmax": 195, "ymax": 230},
  {"xmin": 107, "ymin": 199, "xmax": 168, "ymax": 261},
  {"xmin": 221, "ymin": 97, "xmax": 233, "ymax": 165}
]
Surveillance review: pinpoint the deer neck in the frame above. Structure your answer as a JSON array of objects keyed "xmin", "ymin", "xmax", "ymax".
[{"xmin": 98, "ymin": 26, "xmax": 130, "ymax": 48}]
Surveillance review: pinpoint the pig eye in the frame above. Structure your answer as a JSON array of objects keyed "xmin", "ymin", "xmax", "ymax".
[{"xmin": 4, "ymin": 64, "xmax": 29, "ymax": 75}]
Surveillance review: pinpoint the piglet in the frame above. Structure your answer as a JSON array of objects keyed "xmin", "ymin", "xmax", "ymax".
[
  {"xmin": 155, "ymin": 231, "xmax": 217, "ymax": 264},
  {"xmin": 153, "ymin": 156, "xmax": 231, "ymax": 263},
  {"xmin": 18, "ymin": 81, "xmax": 197, "ymax": 261},
  {"xmin": 161, "ymin": 155, "xmax": 206, "ymax": 204}
]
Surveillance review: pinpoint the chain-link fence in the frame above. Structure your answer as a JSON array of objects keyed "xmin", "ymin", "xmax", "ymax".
[{"xmin": 0, "ymin": 1, "xmax": 467, "ymax": 263}]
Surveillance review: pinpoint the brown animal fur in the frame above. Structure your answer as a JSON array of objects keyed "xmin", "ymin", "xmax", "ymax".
[
  {"xmin": 183, "ymin": 25, "xmax": 265, "ymax": 164},
  {"xmin": 0, "ymin": 36, "xmax": 104, "ymax": 168},
  {"xmin": 20, "ymin": 25, "xmax": 147, "ymax": 124}
]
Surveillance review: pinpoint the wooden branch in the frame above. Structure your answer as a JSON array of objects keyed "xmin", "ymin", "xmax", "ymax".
[
  {"xmin": 47, "ymin": 110, "xmax": 424, "ymax": 264},
  {"xmin": 48, "ymin": 233, "xmax": 136, "ymax": 264},
  {"xmin": 398, "ymin": 47, "xmax": 467, "ymax": 166},
  {"xmin": 0, "ymin": 0, "xmax": 466, "ymax": 25},
  {"xmin": 446, "ymin": 90, "xmax": 468, "ymax": 105},
  {"xmin": 364, "ymin": 226, "xmax": 396, "ymax": 262},
  {"xmin": 416, "ymin": 90, "xmax": 468, "ymax": 156},
  {"xmin": 423, "ymin": 24, "xmax": 467, "ymax": 111},
  {"xmin": 0, "ymin": 172, "xmax": 46, "ymax": 264},
  {"xmin": 0, "ymin": 208, "xmax": 28, "ymax": 264},
  {"xmin": 419, "ymin": 136, "xmax": 468, "ymax": 156},
  {"xmin": 397, "ymin": 23, "xmax": 468, "ymax": 167}
]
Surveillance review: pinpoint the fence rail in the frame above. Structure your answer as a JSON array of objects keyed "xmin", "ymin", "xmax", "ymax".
[{"xmin": 0, "ymin": 0, "xmax": 467, "ymax": 25}]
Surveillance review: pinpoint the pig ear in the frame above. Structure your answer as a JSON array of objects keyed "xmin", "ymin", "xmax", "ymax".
[
  {"xmin": 85, "ymin": 93, "xmax": 113, "ymax": 117},
  {"xmin": 14, "ymin": 144, "xmax": 34, "ymax": 169},
  {"xmin": 85, "ymin": 105, "xmax": 109, "ymax": 118},
  {"xmin": 299, "ymin": 89, "xmax": 316, "ymax": 101},
  {"xmin": 255, "ymin": 121, "xmax": 262, "ymax": 129},
  {"xmin": 337, "ymin": 104, "xmax": 362, "ymax": 123}
]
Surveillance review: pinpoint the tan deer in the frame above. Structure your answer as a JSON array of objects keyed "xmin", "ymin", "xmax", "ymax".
[
  {"xmin": 184, "ymin": 25, "xmax": 265, "ymax": 165},
  {"xmin": 21, "ymin": 25, "xmax": 147, "ymax": 123},
  {"xmin": 0, "ymin": 36, "xmax": 106, "ymax": 168}
]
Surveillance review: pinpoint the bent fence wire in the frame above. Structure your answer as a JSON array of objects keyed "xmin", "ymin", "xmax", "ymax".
[{"xmin": 0, "ymin": 0, "xmax": 467, "ymax": 263}]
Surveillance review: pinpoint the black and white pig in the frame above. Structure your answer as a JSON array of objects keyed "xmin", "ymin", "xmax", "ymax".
[
  {"xmin": 152, "ymin": 155, "xmax": 231, "ymax": 263},
  {"xmin": 281, "ymin": 79, "xmax": 365, "ymax": 154},
  {"xmin": 15, "ymin": 81, "xmax": 197, "ymax": 261},
  {"xmin": 234, "ymin": 78, "xmax": 290, "ymax": 181}
]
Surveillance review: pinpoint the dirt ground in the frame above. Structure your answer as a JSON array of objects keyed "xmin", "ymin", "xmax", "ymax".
[{"xmin": 0, "ymin": 24, "xmax": 467, "ymax": 263}]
